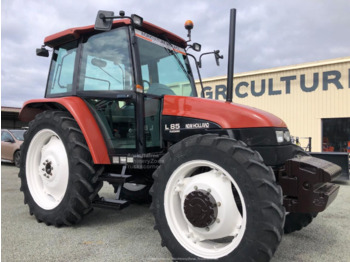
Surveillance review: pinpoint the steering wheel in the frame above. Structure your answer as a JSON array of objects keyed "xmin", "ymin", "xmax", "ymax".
[{"xmin": 143, "ymin": 80, "xmax": 151, "ymax": 88}]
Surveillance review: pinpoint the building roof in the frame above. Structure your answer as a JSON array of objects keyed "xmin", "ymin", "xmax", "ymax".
[
  {"xmin": 1, "ymin": 107, "xmax": 21, "ymax": 113},
  {"xmin": 197, "ymin": 56, "xmax": 350, "ymax": 83}
]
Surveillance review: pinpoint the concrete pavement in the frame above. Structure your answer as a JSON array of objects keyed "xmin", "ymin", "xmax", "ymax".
[{"xmin": 2, "ymin": 163, "xmax": 349, "ymax": 261}]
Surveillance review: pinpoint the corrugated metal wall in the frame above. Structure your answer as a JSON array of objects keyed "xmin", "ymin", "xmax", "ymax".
[{"xmin": 196, "ymin": 57, "xmax": 350, "ymax": 152}]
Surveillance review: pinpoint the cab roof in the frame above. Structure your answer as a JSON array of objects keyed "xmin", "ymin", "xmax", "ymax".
[{"xmin": 44, "ymin": 19, "xmax": 187, "ymax": 48}]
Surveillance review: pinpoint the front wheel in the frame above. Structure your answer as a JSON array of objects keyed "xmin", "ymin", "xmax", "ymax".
[
  {"xmin": 151, "ymin": 135, "xmax": 285, "ymax": 261},
  {"xmin": 19, "ymin": 110, "xmax": 103, "ymax": 226}
]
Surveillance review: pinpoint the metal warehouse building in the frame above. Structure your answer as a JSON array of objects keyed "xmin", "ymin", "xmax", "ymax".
[{"xmin": 197, "ymin": 56, "xmax": 350, "ymax": 153}]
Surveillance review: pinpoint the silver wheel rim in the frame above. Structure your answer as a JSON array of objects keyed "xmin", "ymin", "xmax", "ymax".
[
  {"xmin": 164, "ymin": 160, "xmax": 247, "ymax": 259},
  {"xmin": 26, "ymin": 129, "xmax": 69, "ymax": 210}
]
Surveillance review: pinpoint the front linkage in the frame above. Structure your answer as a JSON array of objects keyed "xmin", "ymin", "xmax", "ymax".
[{"xmin": 278, "ymin": 155, "xmax": 341, "ymax": 213}]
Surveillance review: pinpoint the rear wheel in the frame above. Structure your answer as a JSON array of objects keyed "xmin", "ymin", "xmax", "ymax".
[
  {"xmin": 151, "ymin": 135, "xmax": 284, "ymax": 261},
  {"xmin": 14, "ymin": 150, "xmax": 21, "ymax": 168},
  {"xmin": 284, "ymin": 145, "xmax": 318, "ymax": 234},
  {"xmin": 284, "ymin": 213, "xmax": 317, "ymax": 234},
  {"xmin": 19, "ymin": 110, "xmax": 103, "ymax": 226},
  {"xmin": 120, "ymin": 183, "xmax": 152, "ymax": 203}
]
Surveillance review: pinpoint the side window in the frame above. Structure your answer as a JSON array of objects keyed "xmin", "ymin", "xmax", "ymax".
[
  {"xmin": 79, "ymin": 28, "xmax": 133, "ymax": 92},
  {"xmin": 145, "ymin": 97, "xmax": 161, "ymax": 149},
  {"xmin": 46, "ymin": 41, "xmax": 78, "ymax": 96},
  {"xmin": 141, "ymin": 64, "xmax": 150, "ymax": 90},
  {"xmin": 1, "ymin": 131, "xmax": 14, "ymax": 142}
]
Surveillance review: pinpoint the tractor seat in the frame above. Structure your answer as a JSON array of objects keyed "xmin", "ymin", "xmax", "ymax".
[{"xmin": 147, "ymin": 83, "xmax": 175, "ymax": 96}]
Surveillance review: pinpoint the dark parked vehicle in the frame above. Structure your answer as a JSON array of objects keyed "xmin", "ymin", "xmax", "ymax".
[{"xmin": 1, "ymin": 129, "xmax": 25, "ymax": 167}]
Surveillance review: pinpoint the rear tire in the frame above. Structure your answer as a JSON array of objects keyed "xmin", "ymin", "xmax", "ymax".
[
  {"xmin": 151, "ymin": 135, "xmax": 284, "ymax": 261},
  {"xmin": 14, "ymin": 150, "xmax": 21, "ymax": 168},
  {"xmin": 19, "ymin": 110, "xmax": 103, "ymax": 226},
  {"xmin": 284, "ymin": 145, "xmax": 317, "ymax": 234},
  {"xmin": 284, "ymin": 213, "xmax": 317, "ymax": 234},
  {"xmin": 120, "ymin": 183, "xmax": 152, "ymax": 203}
]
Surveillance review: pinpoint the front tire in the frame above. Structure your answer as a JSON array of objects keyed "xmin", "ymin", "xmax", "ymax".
[
  {"xmin": 151, "ymin": 135, "xmax": 284, "ymax": 261},
  {"xmin": 19, "ymin": 110, "xmax": 103, "ymax": 226}
]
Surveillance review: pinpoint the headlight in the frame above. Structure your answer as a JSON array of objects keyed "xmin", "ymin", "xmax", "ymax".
[
  {"xmin": 276, "ymin": 130, "xmax": 290, "ymax": 143},
  {"xmin": 276, "ymin": 131, "xmax": 284, "ymax": 143},
  {"xmin": 284, "ymin": 131, "xmax": 291, "ymax": 142}
]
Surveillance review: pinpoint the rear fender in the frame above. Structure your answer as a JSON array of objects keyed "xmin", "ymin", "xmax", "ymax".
[{"xmin": 20, "ymin": 97, "xmax": 110, "ymax": 164}]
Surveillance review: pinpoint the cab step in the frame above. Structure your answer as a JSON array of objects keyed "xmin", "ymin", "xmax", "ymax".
[
  {"xmin": 97, "ymin": 172, "xmax": 131, "ymax": 184},
  {"xmin": 92, "ymin": 197, "xmax": 129, "ymax": 210}
]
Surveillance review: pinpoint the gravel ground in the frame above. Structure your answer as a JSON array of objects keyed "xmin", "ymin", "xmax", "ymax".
[{"xmin": 2, "ymin": 163, "xmax": 350, "ymax": 261}]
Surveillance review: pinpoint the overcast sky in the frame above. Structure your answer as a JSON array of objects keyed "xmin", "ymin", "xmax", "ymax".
[{"xmin": 1, "ymin": 0, "xmax": 350, "ymax": 107}]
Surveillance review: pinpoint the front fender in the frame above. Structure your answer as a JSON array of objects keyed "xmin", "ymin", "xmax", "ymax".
[{"xmin": 20, "ymin": 97, "xmax": 110, "ymax": 164}]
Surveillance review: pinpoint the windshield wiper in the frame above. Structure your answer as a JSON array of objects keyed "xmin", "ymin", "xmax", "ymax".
[{"xmin": 161, "ymin": 35, "xmax": 192, "ymax": 81}]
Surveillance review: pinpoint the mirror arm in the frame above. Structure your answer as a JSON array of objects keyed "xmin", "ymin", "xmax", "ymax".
[
  {"xmin": 187, "ymin": 53, "xmax": 205, "ymax": 98},
  {"xmin": 198, "ymin": 50, "xmax": 223, "ymax": 68}
]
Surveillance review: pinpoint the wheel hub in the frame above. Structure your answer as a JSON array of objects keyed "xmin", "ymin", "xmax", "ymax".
[
  {"xmin": 41, "ymin": 160, "xmax": 54, "ymax": 179},
  {"xmin": 183, "ymin": 189, "xmax": 218, "ymax": 228},
  {"xmin": 45, "ymin": 162, "xmax": 52, "ymax": 174}
]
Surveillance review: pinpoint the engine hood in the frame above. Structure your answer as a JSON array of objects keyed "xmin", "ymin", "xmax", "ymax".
[{"xmin": 162, "ymin": 96, "xmax": 287, "ymax": 128}]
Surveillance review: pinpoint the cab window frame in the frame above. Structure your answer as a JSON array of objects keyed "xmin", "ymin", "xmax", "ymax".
[
  {"xmin": 45, "ymin": 40, "xmax": 79, "ymax": 98},
  {"xmin": 77, "ymin": 27, "xmax": 135, "ymax": 94}
]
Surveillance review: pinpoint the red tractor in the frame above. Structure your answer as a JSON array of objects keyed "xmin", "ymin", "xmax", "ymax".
[{"xmin": 19, "ymin": 9, "xmax": 341, "ymax": 261}]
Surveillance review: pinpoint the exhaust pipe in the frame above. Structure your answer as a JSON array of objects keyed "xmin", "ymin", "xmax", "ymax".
[{"xmin": 226, "ymin": 8, "xmax": 236, "ymax": 103}]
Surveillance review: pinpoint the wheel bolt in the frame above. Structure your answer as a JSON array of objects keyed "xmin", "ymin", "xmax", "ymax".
[
  {"xmin": 206, "ymin": 227, "xmax": 210, "ymax": 231},
  {"xmin": 42, "ymin": 168, "xmax": 45, "ymax": 171},
  {"xmin": 216, "ymin": 218, "xmax": 220, "ymax": 223},
  {"xmin": 217, "ymin": 202, "xmax": 221, "ymax": 207},
  {"xmin": 194, "ymin": 186, "xmax": 198, "ymax": 190}
]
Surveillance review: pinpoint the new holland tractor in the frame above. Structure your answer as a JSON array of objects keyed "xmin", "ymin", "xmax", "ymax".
[{"xmin": 19, "ymin": 9, "xmax": 341, "ymax": 261}]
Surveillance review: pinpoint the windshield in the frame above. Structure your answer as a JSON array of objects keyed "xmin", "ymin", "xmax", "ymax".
[
  {"xmin": 136, "ymin": 30, "xmax": 195, "ymax": 97},
  {"xmin": 10, "ymin": 130, "xmax": 25, "ymax": 141}
]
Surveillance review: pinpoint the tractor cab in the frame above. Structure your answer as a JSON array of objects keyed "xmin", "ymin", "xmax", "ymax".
[{"xmin": 41, "ymin": 13, "xmax": 197, "ymax": 160}]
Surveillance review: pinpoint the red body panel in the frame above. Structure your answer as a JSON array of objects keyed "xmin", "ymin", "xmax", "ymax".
[
  {"xmin": 44, "ymin": 19, "xmax": 186, "ymax": 48},
  {"xmin": 20, "ymin": 97, "xmax": 110, "ymax": 164},
  {"xmin": 162, "ymin": 96, "xmax": 287, "ymax": 128}
]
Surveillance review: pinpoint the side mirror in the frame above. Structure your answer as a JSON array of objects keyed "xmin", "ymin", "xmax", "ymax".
[
  {"xmin": 95, "ymin": 10, "xmax": 115, "ymax": 31},
  {"xmin": 214, "ymin": 50, "xmax": 223, "ymax": 66},
  {"xmin": 198, "ymin": 50, "xmax": 223, "ymax": 68},
  {"xmin": 36, "ymin": 47, "xmax": 49, "ymax": 57},
  {"xmin": 91, "ymin": 58, "xmax": 107, "ymax": 68}
]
